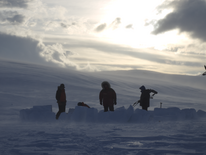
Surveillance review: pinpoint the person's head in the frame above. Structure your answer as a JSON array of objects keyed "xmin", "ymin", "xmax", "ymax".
[
  {"xmin": 101, "ymin": 81, "xmax": 111, "ymax": 89},
  {"xmin": 139, "ymin": 85, "xmax": 146, "ymax": 92},
  {"xmin": 78, "ymin": 102, "xmax": 83, "ymax": 106},
  {"xmin": 60, "ymin": 84, "xmax": 65, "ymax": 89}
]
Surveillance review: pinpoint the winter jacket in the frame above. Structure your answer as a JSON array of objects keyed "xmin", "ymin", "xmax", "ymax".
[
  {"xmin": 139, "ymin": 89, "xmax": 157, "ymax": 107},
  {"xmin": 99, "ymin": 88, "xmax": 116, "ymax": 106},
  {"xmin": 56, "ymin": 88, "xmax": 66, "ymax": 104}
]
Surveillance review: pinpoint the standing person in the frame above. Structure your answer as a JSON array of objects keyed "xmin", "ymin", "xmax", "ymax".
[
  {"xmin": 99, "ymin": 81, "xmax": 117, "ymax": 112},
  {"xmin": 55, "ymin": 84, "xmax": 66, "ymax": 119},
  {"xmin": 138, "ymin": 85, "xmax": 158, "ymax": 111}
]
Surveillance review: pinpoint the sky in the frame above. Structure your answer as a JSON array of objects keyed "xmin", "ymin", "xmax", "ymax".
[{"xmin": 0, "ymin": 0, "xmax": 206, "ymax": 75}]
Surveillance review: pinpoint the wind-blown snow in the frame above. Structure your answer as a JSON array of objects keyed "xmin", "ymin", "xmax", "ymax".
[{"xmin": 0, "ymin": 59, "xmax": 206, "ymax": 155}]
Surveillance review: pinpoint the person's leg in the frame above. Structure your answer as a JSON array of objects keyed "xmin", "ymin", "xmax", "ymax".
[
  {"xmin": 104, "ymin": 106, "xmax": 108, "ymax": 112},
  {"xmin": 60, "ymin": 104, "xmax": 66, "ymax": 112},
  {"xmin": 142, "ymin": 106, "xmax": 148, "ymax": 111},
  {"xmin": 109, "ymin": 105, "xmax": 114, "ymax": 111},
  {"xmin": 56, "ymin": 105, "xmax": 61, "ymax": 119},
  {"xmin": 56, "ymin": 111, "xmax": 61, "ymax": 119},
  {"xmin": 56, "ymin": 104, "xmax": 65, "ymax": 119}
]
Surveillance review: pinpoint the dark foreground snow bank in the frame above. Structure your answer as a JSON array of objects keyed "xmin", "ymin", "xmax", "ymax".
[{"xmin": 19, "ymin": 105, "xmax": 206, "ymax": 123}]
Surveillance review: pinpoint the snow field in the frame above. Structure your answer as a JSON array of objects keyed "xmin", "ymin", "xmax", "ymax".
[
  {"xmin": 1, "ymin": 120, "xmax": 206, "ymax": 155},
  {"xmin": 1, "ymin": 60, "xmax": 206, "ymax": 155}
]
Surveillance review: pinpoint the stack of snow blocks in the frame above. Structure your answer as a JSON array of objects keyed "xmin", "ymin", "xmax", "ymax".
[{"xmin": 20, "ymin": 105, "xmax": 55, "ymax": 122}]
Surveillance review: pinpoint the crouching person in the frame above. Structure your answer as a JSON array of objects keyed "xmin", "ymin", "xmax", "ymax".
[
  {"xmin": 55, "ymin": 84, "xmax": 67, "ymax": 119},
  {"xmin": 77, "ymin": 102, "xmax": 90, "ymax": 108},
  {"xmin": 99, "ymin": 81, "xmax": 117, "ymax": 112}
]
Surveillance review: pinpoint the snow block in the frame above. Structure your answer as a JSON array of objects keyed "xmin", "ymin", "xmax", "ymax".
[
  {"xmin": 97, "ymin": 106, "xmax": 134, "ymax": 123},
  {"xmin": 57, "ymin": 112, "xmax": 69, "ymax": 121},
  {"xmin": 19, "ymin": 105, "xmax": 55, "ymax": 122},
  {"xmin": 180, "ymin": 108, "xmax": 197, "ymax": 120},
  {"xmin": 48, "ymin": 108, "xmax": 75, "ymax": 121},
  {"xmin": 129, "ymin": 108, "xmax": 151, "ymax": 123},
  {"xmin": 70, "ymin": 106, "xmax": 98, "ymax": 122},
  {"xmin": 153, "ymin": 107, "xmax": 181, "ymax": 121},
  {"xmin": 32, "ymin": 105, "xmax": 52, "ymax": 111},
  {"xmin": 197, "ymin": 110, "xmax": 206, "ymax": 117}
]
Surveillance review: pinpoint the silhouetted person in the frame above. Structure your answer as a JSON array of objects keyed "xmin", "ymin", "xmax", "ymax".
[
  {"xmin": 202, "ymin": 65, "xmax": 206, "ymax": 76},
  {"xmin": 138, "ymin": 85, "xmax": 157, "ymax": 111},
  {"xmin": 77, "ymin": 102, "xmax": 90, "ymax": 108},
  {"xmin": 99, "ymin": 81, "xmax": 117, "ymax": 112},
  {"xmin": 55, "ymin": 84, "xmax": 66, "ymax": 119}
]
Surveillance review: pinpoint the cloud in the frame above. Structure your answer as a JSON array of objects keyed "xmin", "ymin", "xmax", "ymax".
[
  {"xmin": 125, "ymin": 24, "xmax": 133, "ymax": 29},
  {"xmin": 110, "ymin": 17, "xmax": 121, "ymax": 29},
  {"xmin": 0, "ymin": 0, "xmax": 30, "ymax": 8},
  {"xmin": 0, "ymin": 32, "xmax": 98, "ymax": 71},
  {"xmin": 152, "ymin": 0, "xmax": 206, "ymax": 42},
  {"xmin": 61, "ymin": 38, "xmax": 204, "ymax": 69},
  {"xmin": 0, "ymin": 11, "xmax": 25, "ymax": 24},
  {"xmin": 7, "ymin": 14, "xmax": 24, "ymax": 24},
  {"xmin": 39, "ymin": 42, "xmax": 99, "ymax": 71},
  {"xmin": 60, "ymin": 23, "xmax": 68, "ymax": 28},
  {"xmin": 0, "ymin": 32, "xmax": 78, "ymax": 69},
  {"xmin": 39, "ymin": 43, "xmax": 76, "ymax": 67},
  {"xmin": 60, "ymin": 22, "xmax": 76, "ymax": 29},
  {"xmin": 0, "ymin": 32, "xmax": 45, "ymax": 64},
  {"xmin": 0, "ymin": 31, "xmax": 203, "ymax": 74},
  {"xmin": 94, "ymin": 18, "xmax": 122, "ymax": 32},
  {"xmin": 95, "ymin": 23, "xmax": 107, "ymax": 32}
]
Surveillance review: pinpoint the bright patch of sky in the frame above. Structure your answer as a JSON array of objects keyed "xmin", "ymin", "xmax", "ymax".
[{"xmin": 0, "ymin": 0, "xmax": 206, "ymax": 75}]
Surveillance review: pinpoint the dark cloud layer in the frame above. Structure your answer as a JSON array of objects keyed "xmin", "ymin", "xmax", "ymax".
[
  {"xmin": 0, "ymin": 11, "xmax": 25, "ymax": 25},
  {"xmin": 0, "ymin": 32, "xmax": 46, "ymax": 64},
  {"xmin": 0, "ymin": 33, "xmax": 78, "ymax": 68},
  {"xmin": 153, "ymin": 0, "xmax": 206, "ymax": 42},
  {"xmin": 0, "ymin": 0, "xmax": 29, "ymax": 8},
  {"xmin": 8, "ymin": 14, "xmax": 24, "ymax": 24}
]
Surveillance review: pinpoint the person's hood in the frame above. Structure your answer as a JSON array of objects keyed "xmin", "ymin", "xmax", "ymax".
[
  {"xmin": 101, "ymin": 81, "xmax": 111, "ymax": 89},
  {"xmin": 139, "ymin": 85, "xmax": 146, "ymax": 92}
]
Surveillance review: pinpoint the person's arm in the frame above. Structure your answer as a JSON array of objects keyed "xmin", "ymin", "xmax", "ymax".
[
  {"xmin": 149, "ymin": 89, "xmax": 158, "ymax": 98},
  {"xmin": 99, "ymin": 90, "xmax": 103, "ymax": 105},
  {"xmin": 149, "ymin": 89, "xmax": 158, "ymax": 94},
  {"xmin": 56, "ymin": 88, "xmax": 60, "ymax": 103},
  {"xmin": 113, "ymin": 90, "xmax": 117, "ymax": 105},
  {"xmin": 85, "ymin": 104, "xmax": 90, "ymax": 108},
  {"xmin": 138, "ymin": 93, "xmax": 143, "ymax": 103},
  {"xmin": 55, "ymin": 90, "xmax": 58, "ymax": 101}
]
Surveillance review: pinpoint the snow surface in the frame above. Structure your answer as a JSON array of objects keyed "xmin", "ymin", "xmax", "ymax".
[{"xmin": 0, "ymin": 59, "xmax": 206, "ymax": 155}]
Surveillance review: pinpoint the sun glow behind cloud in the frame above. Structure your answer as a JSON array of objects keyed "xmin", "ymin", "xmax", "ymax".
[
  {"xmin": 95, "ymin": 0, "xmax": 180, "ymax": 49},
  {"xmin": 88, "ymin": 0, "xmax": 206, "ymax": 75}
]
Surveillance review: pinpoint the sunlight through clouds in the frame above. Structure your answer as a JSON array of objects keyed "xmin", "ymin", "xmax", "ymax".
[{"xmin": 94, "ymin": 0, "xmax": 177, "ymax": 49}]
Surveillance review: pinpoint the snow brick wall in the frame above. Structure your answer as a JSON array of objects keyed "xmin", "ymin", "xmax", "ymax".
[{"xmin": 19, "ymin": 105, "xmax": 206, "ymax": 123}]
